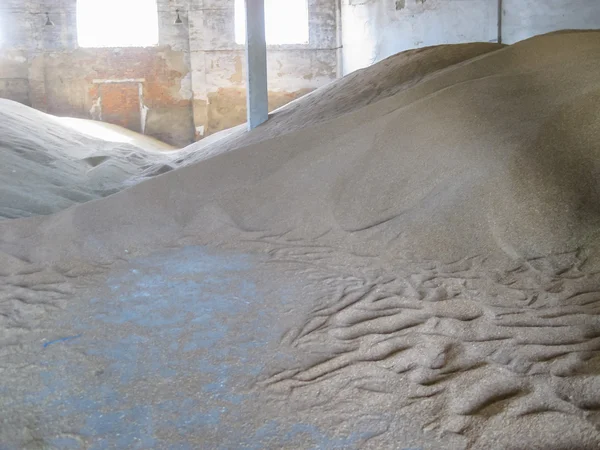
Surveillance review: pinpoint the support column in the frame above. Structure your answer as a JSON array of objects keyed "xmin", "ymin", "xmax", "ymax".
[
  {"xmin": 244, "ymin": 0, "xmax": 268, "ymax": 130},
  {"xmin": 497, "ymin": 0, "xmax": 503, "ymax": 44}
]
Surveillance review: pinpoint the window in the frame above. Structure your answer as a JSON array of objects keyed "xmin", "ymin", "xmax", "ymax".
[
  {"xmin": 77, "ymin": 0, "xmax": 159, "ymax": 48},
  {"xmin": 234, "ymin": 0, "xmax": 309, "ymax": 45}
]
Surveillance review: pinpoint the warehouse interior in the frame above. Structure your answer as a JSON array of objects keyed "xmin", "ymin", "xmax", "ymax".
[
  {"xmin": 2, "ymin": 1, "xmax": 598, "ymax": 145},
  {"xmin": 1, "ymin": 0, "xmax": 600, "ymax": 448}
]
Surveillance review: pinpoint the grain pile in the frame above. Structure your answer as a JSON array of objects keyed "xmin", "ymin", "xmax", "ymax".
[
  {"xmin": 0, "ymin": 42, "xmax": 502, "ymax": 219},
  {"xmin": 2, "ymin": 31, "xmax": 600, "ymax": 448},
  {"xmin": 0, "ymin": 99, "xmax": 174, "ymax": 218}
]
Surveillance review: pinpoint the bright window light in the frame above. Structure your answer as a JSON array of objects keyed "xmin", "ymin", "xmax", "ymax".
[
  {"xmin": 235, "ymin": 0, "xmax": 309, "ymax": 45},
  {"xmin": 77, "ymin": 0, "xmax": 159, "ymax": 48}
]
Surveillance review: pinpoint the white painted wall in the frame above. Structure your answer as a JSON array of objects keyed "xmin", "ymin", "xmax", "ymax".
[
  {"xmin": 503, "ymin": 0, "xmax": 600, "ymax": 43},
  {"xmin": 342, "ymin": 0, "xmax": 600, "ymax": 74},
  {"xmin": 341, "ymin": 0, "xmax": 497, "ymax": 74}
]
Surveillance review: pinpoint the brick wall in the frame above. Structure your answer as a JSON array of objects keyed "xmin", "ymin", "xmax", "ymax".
[{"xmin": 0, "ymin": 0, "xmax": 341, "ymax": 146}]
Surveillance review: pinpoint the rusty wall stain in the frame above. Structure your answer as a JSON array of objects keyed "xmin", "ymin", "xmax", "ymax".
[
  {"xmin": 36, "ymin": 46, "xmax": 194, "ymax": 146},
  {"xmin": 205, "ymin": 87, "xmax": 314, "ymax": 136},
  {"xmin": 100, "ymin": 83, "xmax": 143, "ymax": 132},
  {"xmin": 229, "ymin": 55, "xmax": 244, "ymax": 84}
]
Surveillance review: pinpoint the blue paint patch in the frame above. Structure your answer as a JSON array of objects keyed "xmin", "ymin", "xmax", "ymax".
[
  {"xmin": 14, "ymin": 246, "xmax": 383, "ymax": 448},
  {"xmin": 183, "ymin": 328, "xmax": 227, "ymax": 351},
  {"xmin": 23, "ymin": 247, "xmax": 264, "ymax": 447},
  {"xmin": 43, "ymin": 334, "xmax": 82, "ymax": 348},
  {"xmin": 81, "ymin": 406, "xmax": 156, "ymax": 450},
  {"xmin": 47, "ymin": 437, "xmax": 83, "ymax": 449}
]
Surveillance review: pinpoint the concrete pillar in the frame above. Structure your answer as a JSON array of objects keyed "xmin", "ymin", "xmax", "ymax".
[{"xmin": 244, "ymin": 0, "xmax": 268, "ymax": 130}]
